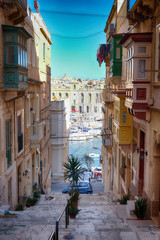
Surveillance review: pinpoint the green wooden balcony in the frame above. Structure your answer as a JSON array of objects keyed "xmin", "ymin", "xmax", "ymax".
[
  {"xmin": 108, "ymin": 34, "xmax": 122, "ymax": 78},
  {"xmin": 2, "ymin": 25, "xmax": 32, "ymax": 89}
]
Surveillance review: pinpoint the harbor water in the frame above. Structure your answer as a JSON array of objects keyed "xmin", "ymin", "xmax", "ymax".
[{"xmin": 69, "ymin": 136, "xmax": 102, "ymax": 168}]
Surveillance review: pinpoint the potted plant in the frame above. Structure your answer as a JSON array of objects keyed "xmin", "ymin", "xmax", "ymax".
[
  {"xmin": 63, "ymin": 156, "xmax": 84, "ymax": 189},
  {"xmin": 25, "ymin": 197, "xmax": 37, "ymax": 207},
  {"xmin": 32, "ymin": 183, "xmax": 41, "ymax": 200},
  {"xmin": 118, "ymin": 194, "xmax": 130, "ymax": 205},
  {"xmin": 69, "ymin": 205, "xmax": 80, "ymax": 219},
  {"xmin": 134, "ymin": 197, "xmax": 147, "ymax": 219},
  {"xmin": 69, "ymin": 189, "xmax": 80, "ymax": 207}
]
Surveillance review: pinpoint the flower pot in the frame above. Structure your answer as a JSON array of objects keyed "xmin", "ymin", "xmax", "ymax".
[{"xmin": 137, "ymin": 217, "xmax": 144, "ymax": 220}]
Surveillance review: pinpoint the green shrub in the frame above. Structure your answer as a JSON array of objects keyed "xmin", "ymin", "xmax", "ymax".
[
  {"xmin": 134, "ymin": 197, "xmax": 147, "ymax": 219},
  {"xmin": 118, "ymin": 194, "xmax": 130, "ymax": 205},
  {"xmin": 32, "ymin": 183, "xmax": 41, "ymax": 200},
  {"xmin": 15, "ymin": 203, "xmax": 24, "ymax": 211},
  {"xmin": 26, "ymin": 197, "xmax": 38, "ymax": 207},
  {"xmin": 69, "ymin": 206, "xmax": 80, "ymax": 217}
]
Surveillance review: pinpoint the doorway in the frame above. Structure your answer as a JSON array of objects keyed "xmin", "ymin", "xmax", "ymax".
[
  {"xmin": 139, "ymin": 130, "xmax": 145, "ymax": 196},
  {"xmin": 18, "ymin": 164, "xmax": 22, "ymax": 202}
]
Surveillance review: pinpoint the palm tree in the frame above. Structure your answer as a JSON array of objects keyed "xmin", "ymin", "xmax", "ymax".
[{"xmin": 63, "ymin": 155, "xmax": 84, "ymax": 187}]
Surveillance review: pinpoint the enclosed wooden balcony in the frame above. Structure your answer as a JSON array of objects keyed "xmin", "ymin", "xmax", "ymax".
[
  {"xmin": 102, "ymin": 88, "xmax": 113, "ymax": 104},
  {"xmin": 108, "ymin": 34, "xmax": 122, "ymax": 84},
  {"xmin": 120, "ymin": 32, "xmax": 152, "ymax": 120},
  {"xmin": 0, "ymin": 0, "xmax": 27, "ymax": 25},
  {"xmin": 101, "ymin": 128, "xmax": 113, "ymax": 148}
]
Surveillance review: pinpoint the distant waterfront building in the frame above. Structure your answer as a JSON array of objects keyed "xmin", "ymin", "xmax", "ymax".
[{"xmin": 51, "ymin": 74, "xmax": 105, "ymax": 119}]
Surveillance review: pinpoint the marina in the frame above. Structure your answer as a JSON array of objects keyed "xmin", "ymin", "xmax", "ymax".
[{"xmin": 69, "ymin": 136, "xmax": 102, "ymax": 168}]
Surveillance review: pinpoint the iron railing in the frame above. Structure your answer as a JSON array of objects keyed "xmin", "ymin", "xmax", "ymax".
[{"xmin": 48, "ymin": 194, "xmax": 74, "ymax": 240}]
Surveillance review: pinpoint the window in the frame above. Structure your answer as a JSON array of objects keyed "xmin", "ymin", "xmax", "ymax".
[
  {"xmin": 65, "ymin": 93, "xmax": 68, "ymax": 97},
  {"xmin": 18, "ymin": 34, "xmax": 27, "ymax": 67},
  {"xmin": 43, "ymin": 82, "xmax": 46, "ymax": 99},
  {"xmin": 52, "ymin": 93, "xmax": 55, "ymax": 97},
  {"xmin": 87, "ymin": 106, "xmax": 89, "ymax": 113},
  {"xmin": 26, "ymin": 96, "xmax": 30, "ymax": 128},
  {"xmin": 138, "ymin": 47, "xmax": 146, "ymax": 53},
  {"xmin": 6, "ymin": 118, "xmax": 11, "ymax": 168},
  {"xmin": 17, "ymin": 115, "xmax": 23, "ymax": 153},
  {"xmin": 44, "ymin": 124, "xmax": 46, "ymax": 137},
  {"xmin": 36, "ymin": 151, "xmax": 39, "ymax": 168},
  {"xmin": 138, "ymin": 60, "xmax": 146, "ymax": 78},
  {"xmin": 79, "ymin": 106, "xmax": 82, "ymax": 113},
  {"xmin": 6, "ymin": 34, "xmax": 14, "ymax": 42},
  {"xmin": 89, "ymin": 93, "xmax": 91, "ymax": 103},
  {"xmin": 7, "ymin": 46, "xmax": 14, "ymax": 64},
  {"xmin": 59, "ymin": 93, "xmax": 62, "ymax": 97},
  {"xmin": 81, "ymin": 93, "xmax": 84, "ymax": 103},
  {"xmin": 43, "ymin": 43, "xmax": 45, "ymax": 61},
  {"xmin": 109, "ymin": 114, "xmax": 112, "ymax": 132},
  {"xmin": 94, "ymin": 106, "xmax": 97, "ymax": 113},
  {"xmin": 123, "ymin": 112, "xmax": 127, "ymax": 123},
  {"xmin": 32, "ymin": 41, "xmax": 35, "ymax": 66},
  {"xmin": 74, "ymin": 85, "xmax": 76, "ymax": 89},
  {"xmin": 96, "ymin": 93, "xmax": 99, "ymax": 103},
  {"xmin": 74, "ymin": 100, "xmax": 76, "ymax": 106},
  {"xmin": 116, "ymin": 47, "xmax": 120, "ymax": 59}
]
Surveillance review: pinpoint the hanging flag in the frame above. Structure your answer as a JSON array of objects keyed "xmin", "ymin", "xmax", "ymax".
[{"xmin": 34, "ymin": 0, "xmax": 39, "ymax": 13}]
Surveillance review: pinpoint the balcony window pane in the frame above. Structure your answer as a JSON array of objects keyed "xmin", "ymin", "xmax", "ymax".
[
  {"xmin": 123, "ymin": 112, "xmax": 127, "ymax": 123},
  {"xmin": 138, "ymin": 47, "xmax": 146, "ymax": 53},
  {"xmin": 21, "ymin": 47, "xmax": 23, "ymax": 66},
  {"xmin": 25, "ymin": 51, "xmax": 27, "ymax": 67},
  {"xmin": 43, "ymin": 43, "xmax": 45, "ymax": 61},
  {"xmin": 18, "ymin": 46, "xmax": 21, "ymax": 65},
  {"xmin": 116, "ymin": 47, "xmax": 120, "ymax": 59},
  {"xmin": 138, "ymin": 60, "xmax": 146, "ymax": 78},
  {"xmin": 6, "ymin": 34, "xmax": 14, "ymax": 42},
  {"xmin": 6, "ymin": 46, "xmax": 14, "ymax": 64}
]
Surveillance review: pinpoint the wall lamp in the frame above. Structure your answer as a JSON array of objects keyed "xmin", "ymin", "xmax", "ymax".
[
  {"xmin": 144, "ymin": 151, "xmax": 148, "ymax": 156},
  {"xmin": 136, "ymin": 146, "xmax": 139, "ymax": 153},
  {"xmin": 23, "ymin": 169, "xmax": 30, "ymax": 176}
]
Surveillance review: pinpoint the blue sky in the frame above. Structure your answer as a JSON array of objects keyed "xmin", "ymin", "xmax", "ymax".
[{"xmin": 27, "ymin": 0, "xmax": 136, "ymax": 80}]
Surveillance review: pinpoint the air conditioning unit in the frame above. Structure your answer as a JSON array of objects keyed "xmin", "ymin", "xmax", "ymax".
[{"xmin": 109, "ymin": 23, "xmax": 115, "ymax": 34}]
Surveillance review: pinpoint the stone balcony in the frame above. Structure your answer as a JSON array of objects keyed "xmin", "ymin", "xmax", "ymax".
[{"xmin": 30, "ymin": 121, "xmax": 44, "ymax": 149}]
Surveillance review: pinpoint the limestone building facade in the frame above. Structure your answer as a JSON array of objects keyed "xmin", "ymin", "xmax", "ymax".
[
  {"xmin": 0, "ymin": 1, "xmax": 52, "ymax": 207},
  {"xmin": 51, "ymin": 74, "xmax": 105, "ymax": 120},
  {"xmin": 100, "ymin": 0, "xmax": 160, "ymax": 224}
]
